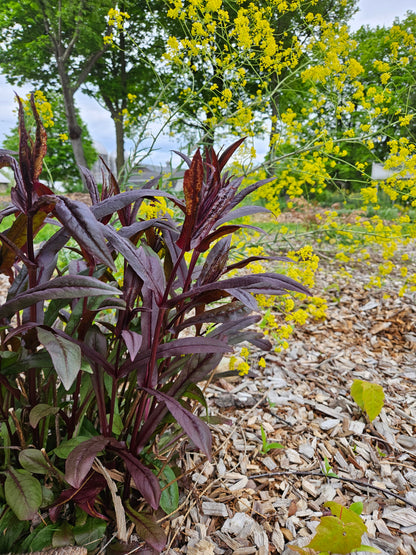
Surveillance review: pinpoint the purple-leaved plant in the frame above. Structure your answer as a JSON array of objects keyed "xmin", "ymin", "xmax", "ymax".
[{"xmin": 0, "ymin": 96, "xmax": 309, "ymax": 552}]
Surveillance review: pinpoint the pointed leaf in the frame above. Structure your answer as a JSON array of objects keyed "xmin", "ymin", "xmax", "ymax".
[
  {"xmin": 65, "ymin": 436, "xmax": 110, "ymax": 488},
  {"xmin": 215, "ymin": 205, "xmax": 270, "ymax": 227},
  {"xmin": 0, "ymin": 149, "xmax": 25, "ymax": 208},
  {"xmin": 116, "ymin": 450, "xmax": 161, "ymax": 509},
  {"xmin": 136, "ymin": 244, "xmax": 166, "ymax": 303},
  {"xmin": 0, "ymin": 275, "xmax": 121, "ymax": 320},
  {"xmin": 79, "ymin": 165, "xmax": 100, "ymax": 205},
  {"xmin": 37, "ymin": 327, "xmax": 82, "ymax": 390},
  {"xmin": 125, "ymin": 503, "xmax": 166, "ymax": 551},
  {"xmin": 177, "ymin": 149, "xmax": 203, "ymax": 250},
  {"xmin": 5, "ymin": 469, "xmax": 42, "ymax": 520},
  {"xmin": 90, "ymin": 188, "xmax": 183, "ymax": 221},
  {"xmin": 143, "ymin": 388, "xmax": 212, "ymax": 460},
  {"xmin": 123, "ymin": 337, "xmax": 230, "ymax": 381},
  {"xmin": 122, "ymin": 330, "xmax": 143, "ymax": 361},
  {"xmin": 159, "ymin": 466, "xmax": 179, "ymax": 515},
  {"xmin": 29, "ymin": 403, "xmax": 59, "ymax": 428},
  {"xmin": 324, "ymin": 502, "xmax": 367, "ymax": 531},
  {"xmin": 103, "ymin": 227, "xmax": 166, "ymax": 303},
  {"xmin": 16, "ymin": 95, "xmax": 32, "ymax": 198},
  {"xmin": 166, "ymin": 273, "xmax": 310, "ymax": 307},
  {"xmin": 29, "ymin": 93, "xmax": 47, "ymax": 182},
  {"xmin": 53, "ymin": 196, "xmax": 115, "ymax": 270},
  {"xmin": 217, "ymin": 137, "xmax": 245, "ymax": 170},
  {"xmin": 197, "ymin": 225, "xmax": 240, "ymax": 253}
]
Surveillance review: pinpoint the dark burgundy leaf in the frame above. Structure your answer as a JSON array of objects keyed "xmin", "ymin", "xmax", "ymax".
[
  {"xmin": 50, "ymin": 472, "xmax": 108, "ymax": 521},
  {"xmin": 115, "ymin": 450, "xmax": 161, "ymax": 509},
  {"xmin": 197, "ymin": 235, "xmax": 232, "ymax": 286},
  {"xmin": 166, "ymin": 273, "xmax": 310, "ymax": 307},
  {"xmin": 122, "ymin": 330, "xmax": 142, "ymax": 361},
  {"xmin": 79, "ymin": 165, "xmax": 100, "ymax": 205},
  {"xmin": 118, "ymin": 218, "xmax": 177, "ymax": 240},
  {"xmin": 16, "ymin": 95, "xmax": 32, "ymax": 198},
  {"xmin": 0, "ymin": 150, "xmax": 26, "ymax": 212},
  {"xmin": 142, "ymin": 388, "xmax": 212, "ymax": 460},
  {"xmin": 174, "ymin": 301, "xmax": 250, "ymax": 332},
  {"xmin": 65, "ymin": 436, "xmax": 110, "ymax": 488},
  {"xmin": 29, "ymin": 94, "xmax": 47, "ymax": 182},
  {"xmin": 125, "ymin": 502, "xmax": 166, "ymax": 551},
  {"xmin": 176, "ymin": 149, "xmax": 204, "ymax": 250},
  {"xmin": 225, "ymin": 288, "xmax": 258, "ymax": 310},
  {"xmin": 90, "ymin": 188, "xmax": 183, "ymax": 221},
  {"xmin": 229, "ymin": 177, "xmax": 275, "ymax": 210},
  {"xmin": 215, "ymin": 205, "xmax": 270, "ymax": 227},
  {"xmin": 217, "ymin": 137, "xmax": 246, "ymax": 171},
  {"xmin": 36, "ymin": 228, "xmax": 70, "ymax": 285},
  {"xmin": 0, "ymin": 275, "xmax": 121, "ymax": 321},
  {"xmin": 54, "ymin": 197, "xmax": 115, "ymax": 270},
  {"xmin": 196, "ymin": 225, "xmax": 240, "ymax": 253},
  {"xmin": 104, "ymin": 226, "xmax": 166, "ymax": 303},
  {"xmin": 225, "ymin": 254, "xmax": 290, "ymax": 273},
  {"xmin": 172, "ymin": 150, "xmax": 192, "ymax": 167},
  {"xmin": 122, "ymin": 337, "xmax": 231, "ymax": 382}
]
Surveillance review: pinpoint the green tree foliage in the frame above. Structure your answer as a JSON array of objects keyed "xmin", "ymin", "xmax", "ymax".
[
  {"xmin": 2, "ymin": 93, "xmax": 97, "ymax": 190},
  {"xmin": 0, "ymin": 0, "xmax": 112, "ymax": 179},
  {"xmin": 85, "ymin": 2, "xmax": 170, "ymax": 176}
]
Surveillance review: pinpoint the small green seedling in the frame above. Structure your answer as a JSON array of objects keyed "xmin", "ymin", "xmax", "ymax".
[
  {"xmin": 321, "ymin": 456, "xmax": 338, "ymax": 478},
  {"xmin": 289, "ymin": 501, "xmax": 380, "ymax": 554},
  {"xmin": 260, "ymin": 425, "xmax": 284, "ymax": 454},
  {"xmin": 267, "ymin": 398, "xmax": 277, "ymax": 409},
  {"xmin": 351, "ymin": 379, "xmax": 385, "ymax": 422}
]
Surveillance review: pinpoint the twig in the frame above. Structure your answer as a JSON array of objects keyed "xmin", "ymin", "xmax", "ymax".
[{"xmin": 249, "ymin": 469, "xmax": 416, "ymax": 509}]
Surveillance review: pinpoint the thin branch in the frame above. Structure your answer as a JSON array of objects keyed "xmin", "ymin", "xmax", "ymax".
[
  {"xmin": 73, "ymin": 46, "xmax": 109, "ymax": 93},
  {"xmin": 249, "ymin": 469, "xmax": 416, "ymax": 509}
]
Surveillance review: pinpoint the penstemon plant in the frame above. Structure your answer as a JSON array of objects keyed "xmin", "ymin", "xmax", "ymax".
[{"xmin": 0, "ymin": 96, "xmax": 309, "ymax": 552}]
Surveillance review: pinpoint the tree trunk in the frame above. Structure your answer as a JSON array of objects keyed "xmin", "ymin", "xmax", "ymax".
[{"xmin": 58, "ymin": 66, "xmax": 89, "ymax": 183}]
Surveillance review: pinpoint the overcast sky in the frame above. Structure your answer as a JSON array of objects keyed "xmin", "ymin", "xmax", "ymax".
[{"xmin": 0, "ymin": 0, "xmax": 415, "ymax": 165}]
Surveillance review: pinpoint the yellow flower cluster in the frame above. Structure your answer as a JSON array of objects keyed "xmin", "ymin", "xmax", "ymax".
[{"xmin": 23, "ymin": 90, "xmax": 54, "ymax": 128}]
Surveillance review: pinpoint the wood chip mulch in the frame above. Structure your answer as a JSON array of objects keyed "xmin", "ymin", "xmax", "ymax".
[
  {"xmin": 0, "ymin": 207, "xmax": 415, "ymax": 554},
  {"xmin": 162, "ymin": 251, "xmax": 416, "ymax": 555}
]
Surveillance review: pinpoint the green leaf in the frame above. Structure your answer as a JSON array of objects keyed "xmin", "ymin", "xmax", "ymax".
[
  {"xmin": 29, "ymin": 403, "xmax": 59, "ymax": 428},
  {"xmin": 0, "ymin": 509, "xmax": 28, "ymax": 552},
  {"xmin": 19, "ymin": 524, "xmax": 56, "ymax": 552},
  {"xmin": 324, "ymin": 502, "xmax": 367, "ymax": 533},
  {"xmin": 351, "ymin": 379, "xmax": 365, "ymax": 409},
  {"xmin": 37, "ymin": 327, "xmax": 82, "ymax": 390},
  {"xmin": 361, "ymin": 381, "xmax": 385, "ymax": 422},
  {"xmin": 351, "ymin": 379, "xmax": 385, "ymax": 422},
  {"xmin": 72, "ymin": 517, "xmax": 107, "ymax": 548},
  {"xmin": 53, "ymin": 436, "xmax": 92, "ymax": 459},
  {"xmin": 351, "ymin": 546, "xmax": 381, "ymax": 553},
  {"xmin": 19, "ymin": 449, "xmax": 50, "ymax": 475},
  {"xmin": 307, "ymin": 515, "xmax": 363, "ymax": 553},
  {"xmin": 159, "ymin": 466, "xmax": 179, "ymax": 516},
  {"xmin": 304, "ymin": 502, "xmax": 367, "ymax": 554},
  {"xmin": 5, "ymin": 469, "xmax": 43, "ymax": 520},
  {"xmin": 350, "ymin": 501, "xmax": 364, "ymax": 516},
  {"xmin": 52, "ymin": 522, "xmax": 74, "ymax": 547}
]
